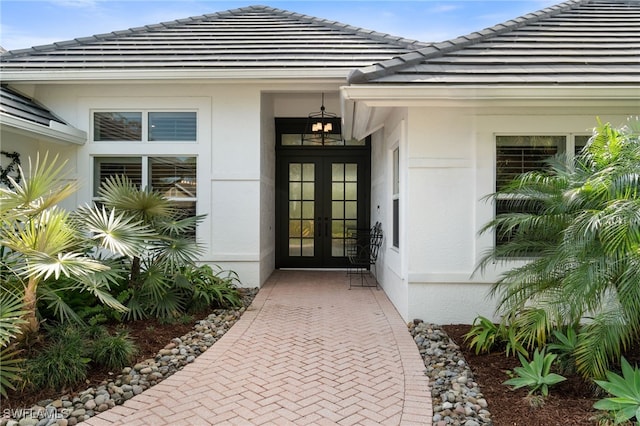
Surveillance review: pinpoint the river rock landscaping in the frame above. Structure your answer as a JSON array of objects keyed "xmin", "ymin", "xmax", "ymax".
[
  {"xmin": 1, "ymin": 289, "xmax": 258, "ymax": 426},
  {"xmin": 410, "ymin": 320, "xmax": 492, "ymax": 426},
  {"xmin": 6, "ymin": 292, "xmax": 606, "ymax": 426}
]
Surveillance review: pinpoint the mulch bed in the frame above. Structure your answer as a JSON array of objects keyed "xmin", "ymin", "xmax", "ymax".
[
  {"xmin": 3, "ymin": 319, "xmax": 194, "ymax": 411},
  {"xmin": 442, "ymin": 324, "xmax": 600, "ymax": 426}
]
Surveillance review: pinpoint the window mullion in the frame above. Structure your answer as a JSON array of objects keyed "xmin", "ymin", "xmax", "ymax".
[{"xmin": 141, "ymin": 155, "xmax": 150, "ymax": 189}]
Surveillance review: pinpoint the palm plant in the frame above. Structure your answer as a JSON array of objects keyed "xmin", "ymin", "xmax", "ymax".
[
  {"xmin": 477, "ymin": 117, "xmax": 640, "ymax": 380},
  {"xmin": 0, "ymin": 288, "xmax": 27, "ymax": 397},
  {"xmin": 96, "ymin": 175, "xmax": 205, "ymax": 319},
  {"xmin": 0, "ymin": 153, "xmax": 151, "ymax": 333}
]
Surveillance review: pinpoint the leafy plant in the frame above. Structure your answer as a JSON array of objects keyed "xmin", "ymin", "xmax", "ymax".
[
  {"xmin": 593, "ymin": 357, "xmax": 640, "ymax": 424},
  {"xmin": 477, "ymin": 117, "xmax": 640, "ymax": 380},
  {"xmin": 465, "ymin": 316, "xmax": 502, "ymax": 354},
  {"xmin": 0, "ymin": 153, "xmax": 151, "ymax": 333},
  {"xmin": 91, "ymin": 330, "xmax": 138, "ymax": 371},
  {"xmin": 0, "ymin": 289, "xmax": 27, "ymax": 347},
  {"xmin": 503, "ymin": 324, "xmax": 528, "ymax": 358},
  {"xmin": 503, "ymin": 348, "xmax": 566, "ymax": 397},
  {"xmin": 24, "ymin": 325, "xmax": 90, "ymax": 390},
  {"xmin": 0, "ymin": 288, "xmax": 27, "ymax": 397},
  {"xmin": 96, "ymin": 175, "xmax": 206, "ymax": 319},
  {"xmin": 464, "ymin": 315, "xmax": 526, "ymax": 357},
  {"xmin": 0, "ymin": 345, "xmax": 24, "ymax": 397},
  {"xmin": 180, "ymin": 264, "xmax": 242, "ymax": 312},
  {"xmin": 547, "ymin": 326, "xmax": 579, "ymax": 374}
]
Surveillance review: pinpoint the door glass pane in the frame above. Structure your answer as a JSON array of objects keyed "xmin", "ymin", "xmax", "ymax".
[
  {"xmin": 289, "ymin": 239, "xmax": 301, "ymax": 256},
  {"xmin": 303, "ymin": 164, "xmax": 314, "ymax": 180},
  {"xmin": 345, "ymin": 164, "xmax": 357, "ymax": 181},
  {"xmin": 345, "ymin": 182, "xmax": 357, "ymax": 200},
  {"xmin": 332, "ymin": 182, "xmax": 344, "ymax": 200},
  {"xmin": 289, "ymin": 201, "xmax": 301, "ymax": 219},
  {"xmin": 302, "ymin": 182, "xmax": 314, "ymax": 199},
  {"xmin": 332, "ymin": 201, "xmax": 344, "ymax": 219},
  {"xmin": 289, "ymin": 163, "xmax": 301, "ymax": 180},
  {"xmin": 345, "ymin": 201, "xmax": 357, "ymax": 219},
  {"xmin": 288, "ymin": 162, "xmax": 315, "ymax": 257},
  {"xmin": 331, "ymin": 162, "xmax": 357, "ymax": 258},
  {"xmin": 302, "ymin": 201, "xmax": 314, "ymax": 218},
  {"xmin": 332, "ymin": 238, "xmax": 345, "ymax": 257},
  {"xmin": 332, "ymin": 163, "xmax": 344, "ymax": 181}
]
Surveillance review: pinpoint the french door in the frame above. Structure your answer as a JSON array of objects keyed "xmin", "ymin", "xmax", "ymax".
[{"xmin": 276, "ymin": 152, "xmax": 370, "ymax": 268}]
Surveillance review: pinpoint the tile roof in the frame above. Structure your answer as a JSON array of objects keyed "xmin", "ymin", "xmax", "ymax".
[
  {"xmin": 348, "ymin": 0, "xmax": 640, "ymax": 85},
  {"xmin": 0, "ymin": 5, "xmax": 426, "ymax": 72},
  {"xmin": 0, "ymin": 85, "xmax": 67, "ymax": 126}
]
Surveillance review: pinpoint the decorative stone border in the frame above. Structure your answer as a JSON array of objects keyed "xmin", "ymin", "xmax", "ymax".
[
  {"xmin": 1, "ymin": 290, "xmax": 258, "ymax": 426},
  {"xmin": 409, "ymin": 320, "xmax": 493, "ymax": 426}
]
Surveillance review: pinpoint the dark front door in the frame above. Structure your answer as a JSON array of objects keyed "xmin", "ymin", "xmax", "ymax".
[{"xmin": 275, "ymin": 118, "xmax": 370, "ymax": 269}]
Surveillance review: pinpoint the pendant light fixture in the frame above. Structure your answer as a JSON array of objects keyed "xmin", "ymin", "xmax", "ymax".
[{"xmin": 302, "ymin": 93, "xmax": 341, "ymax": 145}]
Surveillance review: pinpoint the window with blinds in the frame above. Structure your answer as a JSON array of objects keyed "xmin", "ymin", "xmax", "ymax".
[
  {"xmin": 93, "ymin": 156, "xmax": 197, "ymax": 217},
  {"xmin": 149, "ymin": 157, "xmax": 197, "ymax": 199},
  {"xmin": 149, "ymin": 112, "xmax": 196, "ymax": 141},
  {"xmin": 575, "ymin": 135, "xmax": 591, "ymax": 155},
  {"xmin": 496, "ymin": 136, "xmax": 564, "ymax": 192},
  {"xmin": 94, "ymin": 112, "xmax": 142, "ymax": 141},
  {"xmin": 93, "ymin": 157, "xmax": 143, "ymax": 195},
  {"xmin": 392, "ymin": 147, "xmax": 400, "ymax": 249},
  {"xmin": 495, "ymin": 135, "xmax": 565, "ymax": 250},
  {"xmin": 93, "ymin": 111, "xmax": 196, "ymax": 142}
]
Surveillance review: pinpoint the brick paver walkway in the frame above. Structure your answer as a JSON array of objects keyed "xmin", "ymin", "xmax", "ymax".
[{"xmin": 84, "ymin": 270, "xmax": 432, "ymax": 425}]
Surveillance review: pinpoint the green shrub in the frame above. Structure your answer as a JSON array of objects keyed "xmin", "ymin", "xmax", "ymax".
[
  {"xmin": 464, "ymin": 315, "xmax": 526, "ymax": 357},
  {"xmin": 24, "ymin": 326, "xmax": 90, "ymax": 390},
  {"xmin": 465, "ymin": 316, "xmax": 502, "ymax": 354},
  {"xmin": 477, "ymin": 118, "xmax": 640, "ymax": 380},
  {"xmin": 503, "ymin": 348, "xmax": 566, "ymax": 397},
  {"xmin": 594, "ymin": 357, "xmax": 640, "ymax": 424},
  {"xmin": 547, "ymin": 326, "xmax": 579, "ymax": 374},
  {"xmin": 91, "ymin": 330, "xmax": 138, "ymax": 371},
  {"xmin": 181, "ymin": 265, "xmax": 242, "ymax": 312}
]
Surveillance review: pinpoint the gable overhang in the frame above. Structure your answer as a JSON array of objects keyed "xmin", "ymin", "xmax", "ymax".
[
  {"xmin": 1, "ymin": 113, "xmax": 87, "ymax": 145},
  {"xmin": 341, "ymin": 85, "xmax": 640, "ymax": 140}
]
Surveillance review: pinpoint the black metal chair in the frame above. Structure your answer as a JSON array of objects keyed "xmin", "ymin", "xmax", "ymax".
[{"xmin": 347, "ymin": 222, "xmax": 383, "ymax": 289}]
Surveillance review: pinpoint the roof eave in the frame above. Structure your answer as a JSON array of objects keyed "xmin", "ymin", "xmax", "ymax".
[
  {"xmin": 0, "ymin": 68, "xmax": 354, "ymax": 82},
  {"xmin": 1, "ymin": 113, "xmax": 87, "ymax": 145},
  {"xmin": 342, "ymin": 85, "xmax": 640, "ymax": 106}
]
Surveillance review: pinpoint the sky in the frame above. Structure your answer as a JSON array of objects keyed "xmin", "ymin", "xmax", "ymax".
[{"xmin": 0, "ymin": 0, "xmax": 560, "ymax": 52}]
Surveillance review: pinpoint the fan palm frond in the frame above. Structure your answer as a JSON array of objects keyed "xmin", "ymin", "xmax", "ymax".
[
  {"xmin": 0, "ymin": 289, "xmax": 27, "ymax": 347},
  {"xmin": 74, "ymin": 204, "xmax": 156, "ymax": 258}
]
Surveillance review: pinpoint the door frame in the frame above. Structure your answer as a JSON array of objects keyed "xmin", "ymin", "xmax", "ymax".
[{"xmin": 275, "ymin": 118, "xmax": 371, "ymax": 269}]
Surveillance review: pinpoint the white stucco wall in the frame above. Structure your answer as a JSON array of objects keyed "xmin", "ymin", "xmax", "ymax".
[
  {"xmin": 259, "ymin": 92, "xmax": 276, "ymax": 285},
  {"xmin": 399, "ymin": 105, "xmax": 638, "ymax": 324},
  {"xmin": 369, "ymin": 110, "xmax": 408, "ymax": 318},
  {"xmin": 1, "ymin": 128, "xmax": 80, "ymax": 211},
  {"xmin": 8, "ymin": 82, "xmax": 346, "ymax": 289}
]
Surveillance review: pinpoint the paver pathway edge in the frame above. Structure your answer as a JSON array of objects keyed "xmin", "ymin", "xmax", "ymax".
[{"xmin": 83, "ymin": 271, "xmax": 432, "ymax": 425}]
